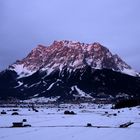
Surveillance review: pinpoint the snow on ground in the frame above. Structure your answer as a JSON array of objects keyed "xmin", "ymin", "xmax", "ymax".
[
  {"xmin": 0, "ymin": 104, "xmax": 140, "ymax": 140},
  {"xmin": 24, "ymin": 97, "xmax": 60, "ymax": 103}
]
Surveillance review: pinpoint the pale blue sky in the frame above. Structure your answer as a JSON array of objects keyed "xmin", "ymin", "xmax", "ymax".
[{"xmin": 0, "ymin": 0, "xmax": 140, "ymax": 71}]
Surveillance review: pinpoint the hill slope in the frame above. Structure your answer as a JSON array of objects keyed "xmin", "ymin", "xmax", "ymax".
[{"xmin": 0, "ymin": 40, "xmax": 140, "ymax": 101}]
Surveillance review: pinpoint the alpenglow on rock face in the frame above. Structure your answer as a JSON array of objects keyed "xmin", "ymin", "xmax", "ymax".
[
  {"xmin": 0, "ymin": 40, "xmax": 140, "ymax": 101},
  {"xmin": 9, "ymin": 40, "xmax": 137, "ymax": 77}
]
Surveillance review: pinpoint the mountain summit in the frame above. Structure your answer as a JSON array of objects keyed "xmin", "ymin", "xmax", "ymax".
[
  {"xmin": 9, "ymin": 40, "xmax": 138, "ymax": 78},
  {"xmin": 0, "ymin": 40, "xmax": 140, "ymax": 101}
]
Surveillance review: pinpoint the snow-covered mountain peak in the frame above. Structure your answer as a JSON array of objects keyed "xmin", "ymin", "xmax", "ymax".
[
  {"xmin": 1, "ymin": 40, "xmax": 140, "ymax": 101},
  {"xmin": 9, "ymin": 40, "xmax": 138, "ymax": 77}
]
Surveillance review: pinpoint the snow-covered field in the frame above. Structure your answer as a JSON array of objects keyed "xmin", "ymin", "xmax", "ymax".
[{"xmin": 0, "ymin": 104, "xmax": 140, "ymax": 140}]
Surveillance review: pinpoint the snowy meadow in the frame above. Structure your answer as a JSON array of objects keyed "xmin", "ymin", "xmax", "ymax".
[{"xmin": 0, "ymin": 104, "xmax": 140, "ymax": 140}]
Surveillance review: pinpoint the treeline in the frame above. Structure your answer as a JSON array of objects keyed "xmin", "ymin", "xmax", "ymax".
[{"xmin": 113, "ymin": 98, "xmax": 140, "ymax": 109}]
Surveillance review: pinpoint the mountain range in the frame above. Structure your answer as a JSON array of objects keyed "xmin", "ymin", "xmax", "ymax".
[{"xmin": 0, "ymin": 40, "xmax": 140, "ymax": 102}]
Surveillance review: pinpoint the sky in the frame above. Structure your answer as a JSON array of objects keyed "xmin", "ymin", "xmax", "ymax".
[{"xmin": 0, "ymin": 0, "xmax": 140, "ymax": 71}]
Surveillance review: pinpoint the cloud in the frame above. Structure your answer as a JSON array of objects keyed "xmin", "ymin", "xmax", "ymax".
[{"xmin": 0, "ymin": 0, "xmax": 140, "ymax": 71}]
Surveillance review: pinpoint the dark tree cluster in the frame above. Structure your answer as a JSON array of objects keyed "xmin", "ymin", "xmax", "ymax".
[{"xmin": 113, "ymin": 98, "xmax": 140, "ymax": 109}]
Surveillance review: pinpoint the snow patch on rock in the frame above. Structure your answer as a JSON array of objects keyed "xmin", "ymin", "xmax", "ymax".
[
  {"xmin": 10, "ymin": 64, "xmax": 36, "ymax": 78},
  {"xmin": 74, "ymin": 86, "xmax": 92, "ymax": 98},
  {"xmin": 122, "ymin": 68, "xmax": 138, "ymax": 77}
]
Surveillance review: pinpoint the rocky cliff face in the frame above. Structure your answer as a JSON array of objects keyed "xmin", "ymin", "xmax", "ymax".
[
  {"xmin": 9, "ymin": 40, "xmax": 138, "ymax": 78},
  {"xmin": 0, "ymin": 40, "xmax": 140, "ymax": 101}
]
